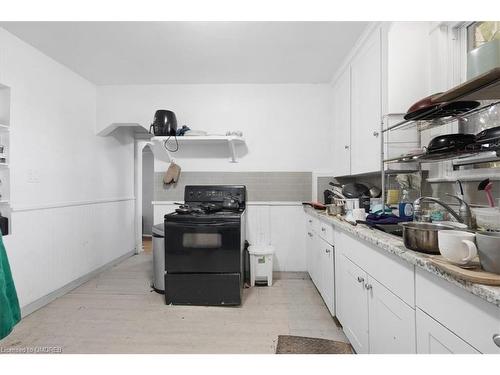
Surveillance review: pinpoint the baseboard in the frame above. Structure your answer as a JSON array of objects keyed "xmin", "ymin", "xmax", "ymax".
[
  {"xmin": 273, "ymin": 271, "xmax": 309, "ymax": 280},
  {"xmin": 20, "ymin": 250, "xmax": 136, "ymax": 318}
]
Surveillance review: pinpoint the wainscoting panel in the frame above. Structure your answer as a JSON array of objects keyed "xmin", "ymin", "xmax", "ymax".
[{"xmin": 3, "ymin": 199, "xmax": 135, "ymax": 309}]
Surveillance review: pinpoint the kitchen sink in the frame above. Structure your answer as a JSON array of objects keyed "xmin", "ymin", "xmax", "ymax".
[{"xmin": 370, "ymin": 223, "xmax": 403, "ymax": 238}]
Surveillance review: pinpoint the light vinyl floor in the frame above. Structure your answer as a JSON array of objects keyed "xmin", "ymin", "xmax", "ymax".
[{"xmin": 0, "ymin": 252, "xmax": 347, "ymax": 354}]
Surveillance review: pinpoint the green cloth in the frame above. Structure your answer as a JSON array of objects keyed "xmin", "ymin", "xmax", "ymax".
[{"xmin": 0, "ymin": 233, "xmax": 21, "ymax": 340}]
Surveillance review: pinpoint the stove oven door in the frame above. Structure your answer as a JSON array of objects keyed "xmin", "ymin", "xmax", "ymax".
[{"xmin": 165, "ymin": 219, "xmax": 241, "ymax": 273}]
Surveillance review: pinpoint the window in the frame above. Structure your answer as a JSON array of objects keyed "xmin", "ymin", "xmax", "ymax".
[{"xmin": 467, "ymin": 21, "xmax": 500, "ymax": 52}]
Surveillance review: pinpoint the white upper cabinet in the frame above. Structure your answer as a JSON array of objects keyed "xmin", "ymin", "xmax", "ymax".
[
  {"xmin": 332, "ymin": 66, "xmax": 351, "ymax": 177},
  {"xmin": 385, "ymin": 22, "xmax": 430, "ymax": 115},
  {"xmin": 428, "ymin": 23, "xmax": 452, "ymax": 94},
  {"xmin": 350, "ymin": 29, "xmax": 382, "ymax": 175},
  {"xmin": 331, "ymin": 22, "xmax": 431, "ymax": 176}
]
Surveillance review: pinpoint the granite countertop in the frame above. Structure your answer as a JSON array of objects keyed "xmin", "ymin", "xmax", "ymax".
[{"xmin": 304, "ymin": 206, "xmax": 500, "ymax": 308}]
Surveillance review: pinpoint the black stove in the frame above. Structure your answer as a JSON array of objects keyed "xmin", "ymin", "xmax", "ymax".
[{"xmin": 164, "ymin": 185, "xmax": 246, "ymax": 306}]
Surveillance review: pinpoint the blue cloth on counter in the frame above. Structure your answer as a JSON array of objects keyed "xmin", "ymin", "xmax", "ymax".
[{"xmin": 365, "ymin": 213, "xmax": 412, "ymax": 225}]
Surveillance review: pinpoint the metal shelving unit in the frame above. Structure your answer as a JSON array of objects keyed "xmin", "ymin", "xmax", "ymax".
[{"xmin": 380, "ymin": 67, "xmax": 500, "ymax": 205}]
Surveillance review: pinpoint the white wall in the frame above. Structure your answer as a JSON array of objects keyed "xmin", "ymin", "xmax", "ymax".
[
  {"xmin": 97, "ymin": 84, "xmax": 331, "ymax": 272},
  {"xmin": 0, "ymin": 28, "xmax": 136, "ymax": 310},
  {"xmin": 97, "ymin": 84, "xmax": 334, "ymax": 172}
]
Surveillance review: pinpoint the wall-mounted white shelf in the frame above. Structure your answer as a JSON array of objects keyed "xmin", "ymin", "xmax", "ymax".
[
  {"xmin": 97, "ymin": 122, "xmax": 152, "ymax": 139},
  {"xmin": 0, "ymin": 163, "xmax": 9, "ymax": 167},
  {"xmin": 0, "ymin": 124, "xmax": 9, "ymax": 130},
  {"xmin": 152, "ymin": 135, "xmax": 246, "ymax": 163}
]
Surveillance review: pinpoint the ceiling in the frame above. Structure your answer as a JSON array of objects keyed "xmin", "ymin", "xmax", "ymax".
[{"xmin": 0, "ymin": 21, "xmax": 369, "ymax": 85}]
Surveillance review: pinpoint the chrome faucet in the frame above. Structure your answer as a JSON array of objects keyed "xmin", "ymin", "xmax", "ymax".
[{"xmin": 413, "ymin": 194, "xmax": 475, "ymax": 229}]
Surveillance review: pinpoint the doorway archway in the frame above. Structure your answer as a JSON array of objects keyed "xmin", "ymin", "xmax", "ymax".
[{"xmin": 134, "ymin": 140, "xmax": 154, "ymax": 253}]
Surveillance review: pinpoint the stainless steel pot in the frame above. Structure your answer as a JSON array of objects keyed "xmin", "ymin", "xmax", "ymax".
[{"xmin": 400, "ymin": 222, "xmax": 456, "ymax": 254}]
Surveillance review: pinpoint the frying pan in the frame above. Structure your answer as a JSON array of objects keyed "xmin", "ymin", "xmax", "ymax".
[
  {"xmin": 426, "ymin": 133, "xmax": 476, "ymax": 154},
  {"xmin": 404, "ymin": 93, "xmax": 441, "ymax": 120},
  {"xmin": 404, "ymin": 94, "xmax": 480, "ymax": 121},
  {"xmin": 329, "ymin": 182, "xmax": 370, "ymax": 199},
  {"xmin": 476, "ymin": 126, "xmax": 500, "ymax": 145}
]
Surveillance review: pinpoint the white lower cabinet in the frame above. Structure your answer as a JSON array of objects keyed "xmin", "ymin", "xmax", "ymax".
[
  {"xmin": 305, "ymin": 228, "xmax": 317, "ymax": 284},
  {"xmin": 338, "ymin": 253, "xmax": 416, "ymax": 354},
  {"xmin": 368, "ymin": 277, "xmax": 416, "ymax": 353},
  {"xmin": 305, "ymin": 213, "xmax": 335, "ymax": 316},
  {"xmin": 416, "ymin": 309, "xmax": 480, "ymax": 354},
  {"xmin": 319, "ymin": 237, "xmax": 335, "ymax": 315},
  {"xmin": 337, "ymin": 254, "xmax": 369, "ymax": 353},
  {"xmin": 305, "ymin": 211, "xmax": 499, "ymax": 353}
]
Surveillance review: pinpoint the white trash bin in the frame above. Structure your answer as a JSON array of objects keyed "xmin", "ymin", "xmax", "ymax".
[{"xmin": 248, "ymin": 245, "xmax": 274, "ymax": 286}]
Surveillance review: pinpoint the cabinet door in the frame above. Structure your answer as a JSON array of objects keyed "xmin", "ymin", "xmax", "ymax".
[
  {"xmin": 332, "ymin": 66, "xmax": 351, "ymax": 176},
  {"xmin": 306, "ymin": 228, "xmax": 314, "ymax": 278},
  {"xmin": 307, "ymin": 230, "xmax": 321, "ymax": 288},
  {"xmin": 322, "ymin": 242, "xmax": 335, "ymax": 316},
  {"xmin": 416, "ymin": 309, "xmax": 480, "ymax": 354},
  {"xmin": 386, "ymin": 22, "xmax": 430, "ymax": 114},
  {"xmin": 350, "ymin": 29, "xmax": 382, "ymax": 175},
  {"xmin": 428, "ymin": 24, "xmax": 452, "ymax": 94},
  {"xmin": 368, "ymin": 277, "xmax": 416, "ymax": 354},
  {"xmin": 337, "ymin": 254, "xmax": 369, "ymax": 353},
  {"xmin": 312, "ymin": 232, "xmax": 323, "ymax": 294}
]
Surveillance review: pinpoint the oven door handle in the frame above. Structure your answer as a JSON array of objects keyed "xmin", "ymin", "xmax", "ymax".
[{"xmin": 166, "ymin": 221, "xmax": 239, "ymax": 228}]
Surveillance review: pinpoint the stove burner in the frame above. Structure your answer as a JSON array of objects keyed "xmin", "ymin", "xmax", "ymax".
[
  {"xmin": 175, "ymin": 202, "xmax": 229, "ymax": 215},
  {"xmin": 175, "ymin": 205, "xmax": 192, "ymax": 214}
]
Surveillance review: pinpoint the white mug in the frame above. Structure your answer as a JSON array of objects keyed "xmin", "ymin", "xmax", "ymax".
[{"xmin": 438, "ymin": 230, "xmax": 477, "ymax": 265}]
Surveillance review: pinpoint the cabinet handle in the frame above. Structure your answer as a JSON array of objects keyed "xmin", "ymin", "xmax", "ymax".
[
  {"xmin": 493, "ymin": 334, "xmax": 500, "ymax": 348},
  {"xmin": 357, "ymin": 276, "xmax": 364, "ymax": 283},
  {"xmin": 308, "ymin": 232, "xmax": 313, "ymax": 237},
  {"xmin": 308, "ymin": 219, "xmax": 312, "ymax": 223},
  {"xmin": 321, "ymin": 227, "xmax": 326, "ymax": 232},
  {"xmin": 373, "ymin": 131, "xmax": 379, "ymax": 137},
  {"xmin": 344, "ymin": 145, "xmax": 349, "ymax": 149},
  {"xmin": 325, "ymin": 248, "xmax": 330, "ymax": 253},
  {"xmin": 365, "ymin": 283, "xmax": 372, "ymax": 290}
]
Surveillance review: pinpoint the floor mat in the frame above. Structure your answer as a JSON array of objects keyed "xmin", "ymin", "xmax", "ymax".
[{"xmin": 275, "ymin": 335, "xmax": 353, "ymax": 354}]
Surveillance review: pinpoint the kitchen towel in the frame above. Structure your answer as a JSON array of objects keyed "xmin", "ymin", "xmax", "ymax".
[{"xmin": 0, "ymin": 233, "xmax": 21, "ymax": 340}]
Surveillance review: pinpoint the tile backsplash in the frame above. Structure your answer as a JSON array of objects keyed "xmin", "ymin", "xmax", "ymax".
[{"xmin": 155, "ymin": 172, "xmax": 312, "ymax": 202}]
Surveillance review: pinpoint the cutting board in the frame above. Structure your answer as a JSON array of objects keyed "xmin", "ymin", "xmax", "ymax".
[
  {"xmin": 429, "ymin": 256, "xmax": 500, "ymax": 286},
  {"xmin": 431, "ymin": 67, "xmax": 500, "ymax": 102}
]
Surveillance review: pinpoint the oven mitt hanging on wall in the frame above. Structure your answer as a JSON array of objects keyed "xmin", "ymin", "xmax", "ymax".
[
  {"xmin": 163, "ymin": 161, "xmax": 181, "ymax": 184},
  {"xmin": 0, "ymin": 233, "xmax": 21, "ymax": 340}
]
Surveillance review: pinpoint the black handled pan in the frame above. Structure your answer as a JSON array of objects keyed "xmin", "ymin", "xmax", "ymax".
[{"xmin": 329, "ymin": 182, "xmax": 370, "ymax": 199}]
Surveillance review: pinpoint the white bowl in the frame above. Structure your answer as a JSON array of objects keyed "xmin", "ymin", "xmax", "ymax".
[{"xmin": 472, "ymin": 208, "xmax": 500, "ymax": 231}]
